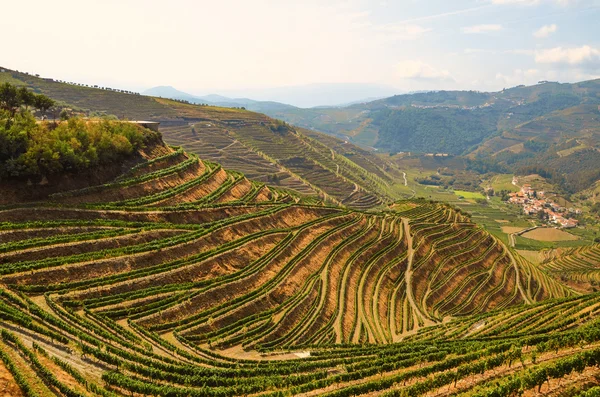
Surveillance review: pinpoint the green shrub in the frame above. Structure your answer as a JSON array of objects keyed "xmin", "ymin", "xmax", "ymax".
[{"xmin": 0, "ymin": 111, "xmax": 158, "ymax": 178}]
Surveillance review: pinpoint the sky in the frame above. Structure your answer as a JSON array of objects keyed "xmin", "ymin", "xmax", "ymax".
[{"xmin": 2, "ymin": 0, "xmax": 600, "ymax": 106}]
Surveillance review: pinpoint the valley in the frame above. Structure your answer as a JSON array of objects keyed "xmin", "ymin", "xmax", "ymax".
[
  {"xmin": 1, "ymin": 70, "xmax": 600, "ymax": 396},
  {"xmin": 4, "ymin": 0, "xmax": 600, "ymax": 394}
]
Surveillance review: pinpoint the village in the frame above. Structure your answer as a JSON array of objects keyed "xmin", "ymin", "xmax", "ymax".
[{"xmin": 507, "ymin": 179, "xmax": 581, "ymax": 228}]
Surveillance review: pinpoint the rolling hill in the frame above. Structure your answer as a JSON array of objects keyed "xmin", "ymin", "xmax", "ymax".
[
  {"xmin": 268, "ymin": 79, "xmax": 600, "ymax": 194},
  {"xmin": 0, "ymin": 67, "xmax": 407, "ymax": 208},
  {"xmin": 1, "ymin": 120, "xmax": 600, "ymax": 396}
]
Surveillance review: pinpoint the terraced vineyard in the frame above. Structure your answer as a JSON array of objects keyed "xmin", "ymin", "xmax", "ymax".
[
  {"xmin": 44, "ymin": 146, "xmax": 307, "ymax": 209},
  {"xmin": 1, "ymin": 123, "xmax": 600, "ymax": 395},
  {"xmin": 4, "ymin": 136, "xmax": 600, "ymax": 395},
  {"xmin": 540, "ymin": 245, "xmax": 600, "ymax": 290},
  {"xmin": 160, "ymin": 121, "xmax": 389, "ymax": 208}
]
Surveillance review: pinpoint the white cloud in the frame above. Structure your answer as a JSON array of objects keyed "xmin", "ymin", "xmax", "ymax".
[
  {"xmin": 535, "ymin": 45, "xmax": 600, "ymax": 65},
  {"xmin": 396, "ymin": 60, "xmax": 454, "ymax": 81},
  {"xmin": 461, "ymin": 24, "xmax": 503, "ymax": 34},
  {"xmin": 533, "ymin": 24, "xmax": 557, "ymax": 38},
  {"xmin": 463, "ymin": 48, "xmax": 495, "ymax": 54}
]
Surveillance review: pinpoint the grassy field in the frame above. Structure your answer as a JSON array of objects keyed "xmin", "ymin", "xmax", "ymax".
[
  {"xmin": 514, "ymin": 234, "xmax": 589, "ymax": 250},
  {"xmin": 501, "ymin": 226, "xmax": 528, "ymax": 234},
  {"xmin": 454, "ymin": 190, "xmax": 486, "ymax": 200},
  {"xmin": 487, "ymin": 174, "xmax": 519, "ymax": 192},
  {"xmin": 516, "ymin": 249, "xmax": 544, "ymax": 264},
  {"xmin": 470, "ymin": 204, "xmax": 530, "ymax": 246},
  {"xmin": 522, "ymin": 227, "xmax": 580, "ymax": 242}
]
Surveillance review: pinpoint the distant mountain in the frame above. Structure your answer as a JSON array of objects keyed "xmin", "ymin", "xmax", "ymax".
[
  {"xmin": 332, "ymin": 97, "xmax": 387, "ymax": 107},
  {"xmin": 142, "ymin": 86, "xmax": 200, "ymax": 102},
  {"xmin": 221, "ymin": 83, "xmax": 399, "ymax": 108},
  {"xmin": 198, "ymin": 94, "xmax": 234, "ymax": 103},
  {"xmin": 142, "ymin": 86, "xmax": 297, "ymax": 113},
  {"xmin": 142, "ymin": 83, "xmax": 400, "ymax": 109}
]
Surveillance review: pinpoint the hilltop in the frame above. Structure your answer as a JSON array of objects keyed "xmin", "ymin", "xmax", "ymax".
[{"xmin": 0, "ymin": 67, "xmax": 406, "ymax": 208}]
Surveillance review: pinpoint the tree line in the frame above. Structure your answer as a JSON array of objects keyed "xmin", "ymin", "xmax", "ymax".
[{"xmin": 0, "ymin": 82, "xmax": 55, "ymax": 119}]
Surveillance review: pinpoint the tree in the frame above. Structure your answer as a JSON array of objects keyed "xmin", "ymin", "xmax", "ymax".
[
  {"xmin": 0, "ymin": 83, "xmax": 20, "ymax": 116},
  {"xmin": 17, "ymin": 87, "xmax": 36, "ymax": 110},
  {"xmin": 0, "ymin": 83, "xmax": 55, "ymax": 120},
  {"xmin": 59, "ymin": 109, "xmax": 70, "ymax": 121},
  {"xmin": 33, "ymin": 95, "xmax": 55, "ymax": 118}
]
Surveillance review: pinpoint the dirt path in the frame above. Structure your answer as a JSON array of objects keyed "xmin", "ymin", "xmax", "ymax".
[
  {"xmin": 217, "ymin": 344, "xmax": 309, "ymax": 361},
  {"xmin": 219, "ymin": 139, "xmax": 239, "ymax": 151},
  {"xmin": 402, "ymin": 218, "xmax": 435, "ymax": 331},
  {"xmin": 328, "ymin": 149, "xmax": 340, "ymax": 175},
  {"xmin": 402, "ymin": 172, "xmax": 416, "ymax": 198},
  {"xmin": 512, "ymin": 176, "xmax": 519, "ymax": 188},
  {"xmin": 509, "ymin": 233, "xmax": 516, "ymax": 248}
]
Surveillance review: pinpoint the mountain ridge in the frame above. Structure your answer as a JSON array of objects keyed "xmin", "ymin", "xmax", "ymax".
[
  {"xmin": 267, "ymin": 78, "xmax": 600, "ymax": 194},
  {"xmin": 142, "ymin": 85, "xmax": 298, "ymax": 113}
]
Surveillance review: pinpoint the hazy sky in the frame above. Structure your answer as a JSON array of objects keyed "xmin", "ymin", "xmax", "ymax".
[{"xmin": 2, "ymin": 0, "xmax": 600, "ymax": 101}]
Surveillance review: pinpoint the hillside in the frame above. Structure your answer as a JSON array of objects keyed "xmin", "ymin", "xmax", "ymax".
[
  {"xmin": 270, "ymin": 80, "xmax": 600, "ymax": 150},
  {"xmin": 1, "ymin": 111, "xmax": 600, "ymax": 395},
  {"xmin": 269, "ymin": 79, "xmax": 600, "ymax": 194},
  {"xmin": 0, "ymin": 67, "xmax": 403, "ymax": 208}
]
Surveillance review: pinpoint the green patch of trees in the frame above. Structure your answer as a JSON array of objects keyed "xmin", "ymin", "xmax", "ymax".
[
  {"xmin": 373, "ymin": 107, "xmax": 499, "ymax": 155},
  {"xmin": 509, "ymin": 92, "xmax": 581, "ymax": 121},
  {"xmin": 0, "ymin": 82, "xmax": 55, "ymax": 118},
  {"xmin": 523, "ymin": 139, "xmax": 550, "ymax": 153},
  {"xmin": 0, "ymin": 109, "xmax": 157, "ymax": 179}
]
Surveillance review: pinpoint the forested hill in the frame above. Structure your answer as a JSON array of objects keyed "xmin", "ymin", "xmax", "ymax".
[
  {"xmin": 266, "ymin": 79, "xmax": 600, "ymax": 194},
  {"xmin": 371, "ymin": 81, "xmax": 600, "ymax": 193},
  {"xmin": 269, "ymin": 79, "xmax": 600, "ymax": 155},
  {"xmin": 369, "ymin": 83, "xmax": 595, "ymax": 156}
]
